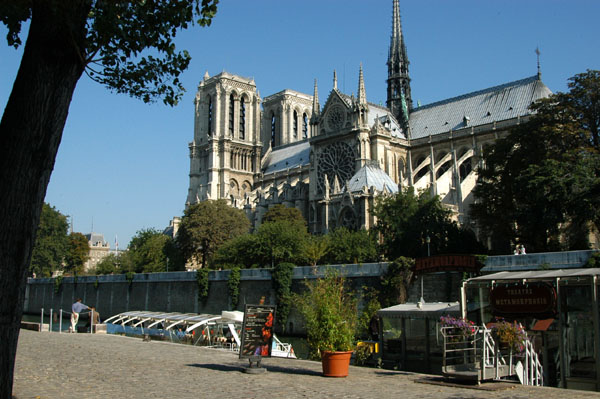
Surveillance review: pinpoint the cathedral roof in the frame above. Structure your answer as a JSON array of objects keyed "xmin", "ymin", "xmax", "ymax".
[
  {"xmin": 347, "ymin": 163, "xmax": 399, "ymax": 194},
  {"xmin": 335, "ymin": 92, "xmax": 406, "ymax": 138},
  {"xmin": 262, "ymin": 141, "xmax": 310, "ymax": 174},
  {"xmin": 408, "ymin": 75, "xmax": 552, "ymax": 139}
]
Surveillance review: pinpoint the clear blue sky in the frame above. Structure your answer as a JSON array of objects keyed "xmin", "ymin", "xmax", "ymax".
[{"xmin": 1, "ymin": 1, "xmax": 599, "ymax": 249}]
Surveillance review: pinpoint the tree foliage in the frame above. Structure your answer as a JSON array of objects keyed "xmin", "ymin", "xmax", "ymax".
[
  {"xmin": 29, "ymin": 203, "xmax": 69, "ymax": 277},
  {"xmin": 177, "ymin": 200, "xmax": 250, "ymax": 267},
  {"xmin": 64, "ymin": 232, "xmax": 90, "ymax": 275},
  {"xmin": 2, "ymin": 0, "xmax": 219, "ymax": 106},
  {"xmin": 471, "ymin": 70, "xmax": 600, "ymax": 253},
  {"xmin": 212, "ymin": 233, "xmax": 262, "ymax": 269},
  {"xmin": 126, "ymin": 228, "xmax": 174, "ymax": 273},
  {"xmin": 94, "ymin": 253, "xmax": 120, "ymax": 275},
  {"xmin": 261, "ymin": 204, "xmax": 307, "ymax": 226},
  {"xmin": 322, "ymin": 227, "xmax": 378, "ymax": 265},
  {"xmin": 374, "ymin": 187, "xmax": 484, "ymax": 259},
  {"xmin": 0, "ymin": 2, "xmax": 219, "ymax": 395},
  {"xmin": 255, "ymin": 219, "xmax": 308, "ymax": 267},
  {"xmin": 302, "ymin": 235, "xmax": 330, "ymax": 267}
]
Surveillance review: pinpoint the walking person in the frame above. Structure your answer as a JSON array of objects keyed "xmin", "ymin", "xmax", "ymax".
[{"xmin": 71, "ymin": 298, "xmax": 89, "ymax": 333}]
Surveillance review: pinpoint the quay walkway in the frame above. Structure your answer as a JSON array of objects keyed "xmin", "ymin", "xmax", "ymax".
[{"xmin": 13, "ymin": 329, "xmax": 600, "ymax": 399}]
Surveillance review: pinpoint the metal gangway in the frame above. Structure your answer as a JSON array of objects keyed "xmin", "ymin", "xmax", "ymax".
[{"xmin": 440, "ymin": 325, "xmax": 543, "ymax": 386}]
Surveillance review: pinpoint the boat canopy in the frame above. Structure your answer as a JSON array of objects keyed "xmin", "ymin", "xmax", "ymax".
[{"xmin": 103, "ymin": 310, "xmax": 244, "ymax": 333}]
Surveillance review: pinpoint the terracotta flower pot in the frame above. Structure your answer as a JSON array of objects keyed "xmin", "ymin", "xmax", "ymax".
[{"xmin": 321, "ymin": 350, "xmax": 353, "ymax": 377}]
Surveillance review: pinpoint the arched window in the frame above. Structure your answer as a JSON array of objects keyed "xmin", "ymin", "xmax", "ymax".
[
  {"xmin": 302, "ymin": 113, "xmax": 308, "ymax": 139},
  {"xmin": 436, "ymin": 161, "xmax": 451, "ymax": 179},
  {"xmin": 270, "ymin": 112, "xmax": 276, "ymax": 147},
  {"xmin": 207, "ymin": 95, "xmax": 212, "ymax": 136},
  {"xmin": 293, "ymin": 110, "xmax": 298, "ymax": 139},
  {"xmin": 239, "ymin": 97, "xmax": 246, "ymax": 140},
  {"xmin": 229, "ymin": 94, "xmax": 234, "ymax": 136},
  {"xmin": 459, "ymin": 157, "xmax": 473, "ymax": 182}
]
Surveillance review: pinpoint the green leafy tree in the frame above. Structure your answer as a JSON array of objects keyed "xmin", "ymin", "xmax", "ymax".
[
  {"xmin": 94, "ymin": 253, "xmax": 119, "ymax": 275},
  {"xmin": 261, "ymin": 204, "xmax": 307, "ymax": 226},
  {"xmin": 380, "ymin": 257, "xmax": 415, "ymax": 307},
  {"xmin": 322, "ymin": 227, "xmax": 378, "ymax": 265},
  {"xmin": 374, "ymin": 187, "xmax": 484, "ymax": 259},
  {"xmin": 302, "ymin": 235, "xmax": 330, "ymax": 267},
  {"xmin": 64, "ymin": 232, "xmax": 90, "ymax": 276},
  {"xmin": 30, "ymin": 203, "xmax": 69, "ymax": 278},
  {"xmin": 177, "ymin": 200, "xmax": 250, "ymax": 268},
  {"xmin": 212, "ymin": 233, "xmax": 262, "ymax": 269},
  {"xmin": 127, "ymin": 228, "xmax": 172, "ymax": 273},
  {"xmin": 255, "ymin": 219, "xmax": 308, "ymax": 267},
  {"xmin": 471, "ymin": 70, "xmax": 600, "ymax": 253},
  {"xmin": 0, "ymin": 2, "xmax": 218, "ymax": 393}
]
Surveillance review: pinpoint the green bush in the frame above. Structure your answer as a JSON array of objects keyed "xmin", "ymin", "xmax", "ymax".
[
  {"xmin": 196, "ymin": 268, "xmax": 209, "ymax": 301},
  {"xmin": 380, "ymin": 257, "xmax": 414, "ymax": 307},
  {"xmin": 294, "ymin": 270, "xmax": 358, "ymax": 359},
  {"xmin": 227, "ymin": 267, "xmax": 241, "ymax": 309},
  {"xmin": 272, "ymin": 262, "xmax": 295, "ymax": 331}
]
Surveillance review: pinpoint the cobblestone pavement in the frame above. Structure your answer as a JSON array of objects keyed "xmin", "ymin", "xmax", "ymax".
[{"xmin": 13, "ymin": 329, "xmax": 600, "ymax": 399}]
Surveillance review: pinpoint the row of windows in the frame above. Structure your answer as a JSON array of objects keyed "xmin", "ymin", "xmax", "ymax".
[
  {"xmin": 230, "ymin": 151, "xmax": 252, "ymax": 171},
  {"xmin": 206, "ymin": 94, "xmax": 247, "ymax": 139},
  {"xmin": 205, "ymin": 94, "xmax": 310, "ymax": 145},
  {"xmin": 270, "ymin": 111, "xmax": 309, "ymax": 147}
]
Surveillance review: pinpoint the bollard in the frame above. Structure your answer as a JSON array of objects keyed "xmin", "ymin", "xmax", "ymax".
[
  {"xmin": 49, "ymin": 309, "xmax": 53, "ymax": 332},
  {"xmin": 59, "ymin": 309, "xmax": 63, "ymax": 333},
  {"xmin": 90, "ymin": 310, "xmax": 94, "ymax": 334},
  {"xmin": 40, "ymin": 308, "xmax": 43, "ymax": 332}
]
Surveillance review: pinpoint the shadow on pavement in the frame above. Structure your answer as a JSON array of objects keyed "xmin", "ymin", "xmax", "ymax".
[
  {"xmin": 186, "ymin": 363, "xmax": 243, "ymax": 372},
  {"xmin": 186, "ymin": 363, "xmax": 322, "ymax": 377}
]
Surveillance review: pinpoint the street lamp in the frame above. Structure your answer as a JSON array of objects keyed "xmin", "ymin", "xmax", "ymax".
[{"xmin": 420, "ymin": 236, "xmax": 431, "ymax": 305}]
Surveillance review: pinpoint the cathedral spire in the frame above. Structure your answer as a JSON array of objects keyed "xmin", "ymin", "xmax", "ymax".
[
  {"xmin": 357, "ymin": 63, "xmax": 367, "ymax": 105},
  {"xmin": 333, "ymin": 70, "xmax": 338, "ymax": 90},
  {"xmin": 387, "ymin": 0, "xmax": 412, "ymax": 129},
  {"xmin": 313, "ymin": 78, "xmax": 320, "ymax": 115}
]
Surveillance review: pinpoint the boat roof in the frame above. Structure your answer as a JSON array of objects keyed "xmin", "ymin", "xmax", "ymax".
[
  {"xmin": 466, "ymin": 268, "xmax": 600, "ymax": 284},
  {"xmin": 378, "ymin": 302, "xmax": 460, "ymax": 318},
  {"xmin": 103, "ymin": 310, "xmax": 244, "ymax": 333}
]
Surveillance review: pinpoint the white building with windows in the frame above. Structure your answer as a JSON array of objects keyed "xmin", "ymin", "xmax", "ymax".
[
  {"xmin": 83, "ymin": 232, "xmax": 110, "ymax": 272},
  {"xmin": 186, "ymin": 0, "xmax": 551, "ymax": 240}
]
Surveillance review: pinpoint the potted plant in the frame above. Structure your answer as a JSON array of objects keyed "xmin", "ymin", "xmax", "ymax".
[
  {"xmin": 439, "ymin": 315, "xmax": 476, "ymax": 343},
  {"xmin": 294, "ymin": 270, "xmax": 358, "ymax": 377},
  {"xmin": 490, "ymin": 318, "xmax": 526, "ymax": 354}
]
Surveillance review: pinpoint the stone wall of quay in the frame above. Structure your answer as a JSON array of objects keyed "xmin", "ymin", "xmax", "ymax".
[
  {"xmin": 24, "ymin": 250, "xmax": 595, "ymax": 332},
  {"xmin": 23, "ymin": 263, "xmax": 463, "ymax": 333}
]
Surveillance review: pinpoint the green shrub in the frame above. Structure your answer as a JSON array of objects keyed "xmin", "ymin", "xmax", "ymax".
[
  {"xmin": 272, "ymin": 262, "xmax": 295, "ymax": 331},
  {"xmin": 227, "ymin": 267, "xmax": 241, "ymax": 309},
  {"xmin": 294, "ymin": 270, "xmax": 358, "ymax": 359},
  {"xmin": 196, "ymin": 268, "xmax": 209, "ymax": 301}
]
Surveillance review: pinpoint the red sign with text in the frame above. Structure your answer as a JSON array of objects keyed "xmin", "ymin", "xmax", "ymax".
[
  {"xmin": 414, "ymin": 254, "xmax": 482, "ymax": 274},
  {"xmin": 490, "ymin": 283, "xmax": 557, "ymax": 316}
]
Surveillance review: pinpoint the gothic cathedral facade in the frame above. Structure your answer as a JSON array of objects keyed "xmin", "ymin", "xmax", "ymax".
[{"xmin": 186, "ymin": 0, "xmax": 551, "ymax": 238}]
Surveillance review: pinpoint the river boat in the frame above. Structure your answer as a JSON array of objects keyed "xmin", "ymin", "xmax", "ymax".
[{"xmin": 103, "ymin": 310, "xmax": 296, "ymax": 359}]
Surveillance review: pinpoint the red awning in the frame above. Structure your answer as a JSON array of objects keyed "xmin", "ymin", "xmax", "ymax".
[{"xmin": 532, "ymin": 318, "xmax": 555, "ymax": 331}]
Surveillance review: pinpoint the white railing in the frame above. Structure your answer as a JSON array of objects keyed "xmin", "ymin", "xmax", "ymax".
[
  {"xmin": 441, "ymin": 325, "xmax": 543, "ymax": 386},
  {"xmin": 35, "ymin": 308, "xmax": 96, "ymax": 333}
]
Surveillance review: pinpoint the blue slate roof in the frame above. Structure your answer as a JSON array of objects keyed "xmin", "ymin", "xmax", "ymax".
[
  {"xmin": 263, "ymin": 140, "xmax": 310, "ymax": 174},
  {"xmin": 347, "ymin": 164, "xmax": 399, "ymax": 193},
  {"xmin": 409, "ymin": 75, "xmax": 551, "ymax": 139}
]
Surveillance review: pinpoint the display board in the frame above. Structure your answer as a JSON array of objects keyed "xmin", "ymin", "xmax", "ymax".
[{"xmin": 239, "ymin": 304, "xmax": 276, "ymax": 359}]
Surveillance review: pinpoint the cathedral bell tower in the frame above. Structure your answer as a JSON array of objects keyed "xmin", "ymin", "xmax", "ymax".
[{"xmin": 386, "ymin": 0, "xmax": 412, "ymax": 134}]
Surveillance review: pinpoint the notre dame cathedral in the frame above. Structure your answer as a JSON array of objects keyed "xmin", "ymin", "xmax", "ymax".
[{"xmin": 185, "ymin": 0, "xmax": 551, "ymax": 239}]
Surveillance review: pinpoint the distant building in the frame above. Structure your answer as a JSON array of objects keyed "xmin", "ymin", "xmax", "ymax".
[
  {"xmin": 84, "ymin": 232, "xmax": 110, "ymax": 272},
  {"xmin": 184, "ymin": 0, "xmax": 552, "ymax": 248},
  {"xmin": 163, "ymin": 217, "xmax": 181, "ymax": 239}
]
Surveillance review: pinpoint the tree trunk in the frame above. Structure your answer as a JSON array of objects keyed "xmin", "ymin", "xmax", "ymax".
[{"xmin": 0, "ymin": 2, "xmax": 89, "ymax": 397}]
